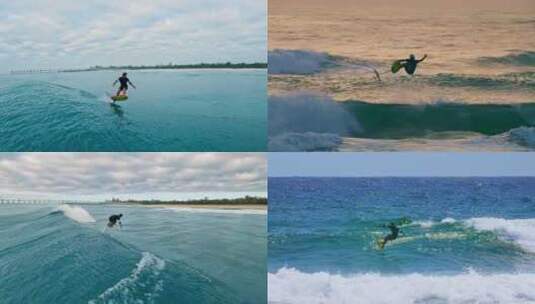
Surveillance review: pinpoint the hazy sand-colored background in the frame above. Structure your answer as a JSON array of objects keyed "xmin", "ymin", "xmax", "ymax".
[{"xmin": 269, "ymin": 0, "xmax": 535, "ymax": 103}]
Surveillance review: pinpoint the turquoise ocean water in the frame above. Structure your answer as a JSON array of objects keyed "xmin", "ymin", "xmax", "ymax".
[
  {"xmin": 0, "ymin": 69, "xmax": 266, "ymax": 151},
  {"xmin": 0, "ymin": 204, "xmax": 266, "ymax": 304},
  {"xmin": 268, "ymin": 177, "xmax": 535, "ymax": 303}
]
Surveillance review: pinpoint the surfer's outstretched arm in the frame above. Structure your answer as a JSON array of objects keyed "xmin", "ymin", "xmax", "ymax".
[
  {"xmin": 417, "ymin": 54, "xmax": 428, "ymax": 62},
  {"xmin": 128, "ymin": 80, "xmax": 136, "ymax": 89},
  {"xmin": 113, "ymin": 79, "xmax": 118, "ymax": 86}
]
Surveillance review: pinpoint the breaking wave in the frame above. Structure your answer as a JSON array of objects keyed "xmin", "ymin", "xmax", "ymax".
[
  {"xmin": 478, "ymin": 51, "xmax": 535, "ymax": 67},
  {"xmin": 56, "ymin": 204, "xmax": 96, "ymax": 223},
  {"xmin": 269, "ymin": 267, "xmax": 535, "ymax": 304}
]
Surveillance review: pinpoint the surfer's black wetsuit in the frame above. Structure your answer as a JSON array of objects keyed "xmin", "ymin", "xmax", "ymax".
[
  {"xmin": 401, "ymin": 54, "xmax": 427, "ymax": 75},
  {"xmin": 118, "ymin": 76, "xmax": 129, "ymax": 91},
  {"xmin": 384, "ymin": 223, "xmax": 400, "ymax": 242},
  {"xmin": 113, "ymin": 73, "xmax": 135, "ymax": 96},
  {"xmin": 403, "ymin": 58, "xmax": 418, "ymax": 75},
  {"xmin": 108, "ymin": 214, "xmax": 123, "ymax": 228},
  {"xmin": 379, "ymin": 223, "xmax": 400, "ymax": 249}
]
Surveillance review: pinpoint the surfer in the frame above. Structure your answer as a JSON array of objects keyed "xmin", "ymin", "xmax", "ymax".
[
  {"xmin": 396, "ymin": 54, "xmax": 427, "ymax": 75},
  {"xmin": 113, "ymin": 72, "xmax": 136, "ymax": 97},
  {"xmin": 378, "ymin": 222, "xmax": 400, "ymax": 249},
  {"xmin": 107, "ymin": 214, "xmax": 123, "ymax": 228}
]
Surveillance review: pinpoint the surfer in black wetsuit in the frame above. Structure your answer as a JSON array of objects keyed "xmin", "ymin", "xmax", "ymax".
[
  {"xmin": 113, "ymin": 73, "xmax": 136, "ymax": 96},
  {"xmin": 399, "ymin": 54, "xmax": 427, "ymax": 75},
  {"xmin": 378, "ymin": 222, "xmax": 400, "ymax": 249},
  {"xmin": 107, "ymin": 214, "xmax": 123, "ymax": 228}
]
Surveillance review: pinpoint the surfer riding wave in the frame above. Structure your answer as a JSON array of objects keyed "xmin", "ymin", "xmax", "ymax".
[
  {"xmin": 107, "ymin": 214, "xmax": 123, "ymax": 228},
  {"xmin": 113, "ymin": 72, "xmax": 136, "ymax": 97},
  {"xmin": 394, "ymin": 54, "xmax": 427, "ymax": 75},
  {"xmin": 378, "ymin": 222, "xmax": 402, "ymax": 249}
]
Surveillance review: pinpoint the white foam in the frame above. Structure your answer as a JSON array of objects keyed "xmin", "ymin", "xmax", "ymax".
[
  {"xmin": 441, "ymin": 217, "xmax": 457, "ymax": 224},
  {"xmin": 465, "ymin": 217, "xmax": 535, "ymax": 253},
  {"xmin": 269, "ymin": 268, "xmax": 535, "ymax": 304},
  {"xmin": 508, "ymin": 127, "xmax": 535, "ymax": 148},
  {"xmin": 339, "ymin": 133, "xmax": 529, "ymax": 152},
  {"xmin": 268, "ymin": 49, "xmax": 334, "ymax": 75},
  {"xmin": 56, "ymin": 204, "xmax": 95, "ymax": 223},
  {"xmin": 164, "ymin": 207, "xmax": 266, "ymax": 215},
  {"xmin": 269, "ymin": 93, "xmax": 360, "ymax": 151},
  {"xmin": 415, "ymin": 217, "xmax": 456, "ymax": 228},
  {"xmin": 89, "ymin": 252, "xmax": 166, "ymax": 304},
  {"xmin": 415, "ymin": 220, "xmax": 434, "ymax": 228}
]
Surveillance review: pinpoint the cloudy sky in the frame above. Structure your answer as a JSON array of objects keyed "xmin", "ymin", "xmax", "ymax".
[
  {"xmin": 0, "ymin": 153, "xmax": 266, "ymax": 201},
  {"xmin": 0, "ymin": 0, "xmax": 266, "ymax": 72}
]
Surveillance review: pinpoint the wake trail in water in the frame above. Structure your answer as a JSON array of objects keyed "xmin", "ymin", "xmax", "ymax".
[{"xmin": 89, "ymin": 252, "xmax": 166, "ymax": 304}]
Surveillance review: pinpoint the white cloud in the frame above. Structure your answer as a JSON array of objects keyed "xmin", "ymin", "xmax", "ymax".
[
  {"xmin": 0, "ymin": 153, "xmax": 267, "ymax": 198},
  {"xmin": 0, "ymin": 0, "xmax": 266, "ymax": 71}
]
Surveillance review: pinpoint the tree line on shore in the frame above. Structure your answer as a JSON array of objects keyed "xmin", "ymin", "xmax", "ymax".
[
  {"xmin": 109, "ymin": 195, "xmax": 267, "ymax": 205},
  {"xmin": 62, "ymin": 62, "xmax": 267, "ymax": 72}
]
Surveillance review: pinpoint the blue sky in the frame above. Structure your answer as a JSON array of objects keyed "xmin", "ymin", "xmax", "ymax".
[
  {"xmin": 0, "ymin": 153, "xmax": 266, "ymax": 201},
  {"xmin": 269, "ymin": 153, "xmax": 535, "ymax": 177},
  {"xmin": 0, "ymin": 0, "xmax": 266, "ymax": 72}
]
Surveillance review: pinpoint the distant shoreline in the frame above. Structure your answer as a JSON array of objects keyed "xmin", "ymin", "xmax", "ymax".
[
  {"xmin": 10, "ymin": 62, "xmax": 267, "ymax": 74},
  {"xmin": 138, "ymin": 204, "xmax": 266, "ymax": 210}
]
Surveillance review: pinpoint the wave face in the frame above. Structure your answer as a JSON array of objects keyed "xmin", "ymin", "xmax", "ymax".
[
  {"xmin": 0, "ymin": 204, "xmax": 266, "ymax": 304},
  {"xmin": 478, "ymin": 51, "xmax": 535, "ymax": 67},
  {"xmin": 268, "ymin": 177, "xmax": 535, "ymax": 303},
  {"xmin": 268, "ymin": 94, "xmax": 359, "ymax": 151},
  {"xmin": 0, "ymin": 69, "xmax": 266, "ymax": 151},
  {"xmin": 341, "ymin": 101, "xmax": 535, "ymax": 139},
  {"xmin": 268, "ymin": 93, "xmax": 535, "ymax": 151},
  {"xmin": 268, "ymin": 49, "xmax": 336, "ymax": 74}
]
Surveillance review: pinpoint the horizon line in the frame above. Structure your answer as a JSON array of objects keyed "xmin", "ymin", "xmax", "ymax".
[{"xmin": 268, "ymin": 175, "xmax": 535, "ymax": 178}]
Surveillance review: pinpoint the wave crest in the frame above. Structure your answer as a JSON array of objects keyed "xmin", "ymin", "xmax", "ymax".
[
  {"xmin": 56, "ymin": 204, "xmax": 95, "ymax": 223},
  {"xmin": 508, "ymin": 127, "xmax": 535, "ymax": 148},
  {"xmin": 268, "ymin": 93, "xmax": 360, "ymax": 151},
  {"xmin": 466, "ymin": 217, "xmax": 535, "ymax": 253},
  {"xmin": 268, "ymin": 49, "xmax": 336, "ymax": 75},
  {"xmin": 478, "ymin": 51, "xmax": 535, "ymax": 67}
]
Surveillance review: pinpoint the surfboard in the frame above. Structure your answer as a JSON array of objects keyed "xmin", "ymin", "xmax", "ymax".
[
  {"xmin": 391, "ymin": 60, "xmax": 403, "ymax": 73},
  {"xmin": 376, "ymin": 238, "xmax": 386, "ymax": 250},
  {"xmin": 111, "ymin": 95, "xmax": 128, "ymax": 101}
]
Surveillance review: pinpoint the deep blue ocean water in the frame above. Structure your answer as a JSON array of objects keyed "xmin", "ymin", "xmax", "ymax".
[
  {"xmin": 0, "ymin": 69, "xmax": 266, "ymax": 151},
  {"xmin": 0, "ymin": 204, "xmax": 266, "ymax": 304},
  {"xmin": 268, "ymin": 177, "xmax": 535, "ymax": 303}
]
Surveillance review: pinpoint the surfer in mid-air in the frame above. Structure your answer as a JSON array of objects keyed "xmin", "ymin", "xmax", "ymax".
[
  {"xmin": 107, "ymin": 214, "xmax": 123, "ymax": 228},
  {"xmin": 377, "ymin": 222, "xmax": 401, "ymax": 249},
  {"xmin": 113, "ymin": 72, "xmax": 136, "ymax": 97},
  {"xmin": 394, "ymin": 54, "xmax": 427, "ymax": 75}
]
